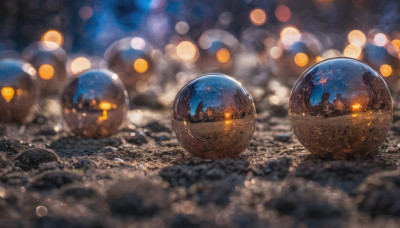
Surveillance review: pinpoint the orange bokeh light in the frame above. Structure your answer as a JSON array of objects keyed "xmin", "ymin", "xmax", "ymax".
[
  {"xmin": 41, "ymin": 30, "xmax": 64, "ymax": 48},
  {"xmin": 38, "ymin": 64, "xmax": 55, "ymax": 80},
  {"xmin": 133, "ymin": 58, "xmax": 149, "ymax": 74},
  {"xmin": 294, "ymin": 53, "xmax": 309, "ymax": 67},
  {"xmin": 216, "ymin": 48, "xmax": 231, "ymax": 63},
  {"xmin": 380, "ymin": 64, "xmax": 393, "ymax": 77},
  {"xmin": 249, "ymin": 8, "xmax": 267, "ymax": 26}
]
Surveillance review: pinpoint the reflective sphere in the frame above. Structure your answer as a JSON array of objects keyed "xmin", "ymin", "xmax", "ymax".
[
  {"xmin": 289, "ymin": 58, "xmax": 392, "ymax": 159},
  {"xmin": 105, "ymin": 37, "xmax": 154, "ymax": 90},
  {"xmin": 61, "ymin": 69, "xmax": 128, "ymax": 138},
  {"xmin": 197, "ymin": 29, "xmax": 239, "ymax": 73},
  {"xmin": 272, "ymin": 32, "xmax": 322, "ymax": 79},
  {"xmin": 0, "ymin": 59, "xmax": 38, "ymax": 122},
  {"xmin": 172, "ymin": 73, "xmax": 256, "ymax": 158},
  {"xmin": 21, "ymin": 42, "xmax": 68, "ymax": 94},
  {"xmin": 362, "ymin": 44, "xmax": 399, "ymax": 84}
]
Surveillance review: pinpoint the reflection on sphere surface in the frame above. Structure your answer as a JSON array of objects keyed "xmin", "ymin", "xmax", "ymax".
[
  {"xmin": 172, "ymin": 73, "xmax": 256, "ymax": 159},
  {"xmin": 61, "ymin": 69, "xmax": 128, "ymax": 138},
  {"xmin": 289, "ymin": 58, "xmax": 392, "ymax": 159},
  {"xmin": 0, "ymin": 59, "xmax": 38, "ymax": 122}
]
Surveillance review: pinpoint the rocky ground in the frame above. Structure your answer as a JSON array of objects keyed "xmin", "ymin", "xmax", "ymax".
[{"xmin": 1, "ymin": 93, "xmax": 400, "ymax": 228}]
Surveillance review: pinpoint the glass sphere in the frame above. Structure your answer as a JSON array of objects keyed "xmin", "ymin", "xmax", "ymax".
[
  {"xmin": 171, "ymin": 73, "xmax": 256, "ymax": 159},
  {"xmin": 289, "ymin": 58, "xmax": 392, "ymax": 159},
  {"xmin": 271, "ymin": 32, "xmax": 322, "ymax": 79},
  {"xmin": 362, "ymin": 44, "xmax": 399, "ymax": 84},
  {"xmin": 61, "ymin": 69, "xmax": 128, "ymax": 138},
  {"xmin": 0, "ymin": 59, "xmax": 39, "ymax": 122},
  {"xmin": 105, "ymin": 37, "xmax": 154, "ymax": 90},
  {"xmin": 197, "ymin": 29, "xmax": 239, "ymax": 73},
  {"xmin": 21, "ymin": 42, "xmax": 68, "ymax": 95}
]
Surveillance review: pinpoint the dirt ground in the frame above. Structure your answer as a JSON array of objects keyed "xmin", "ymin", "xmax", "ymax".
[{"xmin": 1, "ymin": 90, "xmax": 400, "ymax": 228}]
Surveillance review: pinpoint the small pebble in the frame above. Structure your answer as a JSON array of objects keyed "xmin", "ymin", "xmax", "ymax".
[
  {"xmin": 13, "ymin": 148, "xmax": 60, "ymax": 170},
  {"xmin": 28, "ymin": 170, "xmax": 82, "ymax": 190},
  {"xmin": 274, "ymin": 134, "xmax": 292, "ymax": 143},
  {"xmin": 100, "ymin": 146, "xmax": 118, "ymax": 153},
  {"xmin": 125, "ymin": 132, "xmax": 147, "ymax": 145}
]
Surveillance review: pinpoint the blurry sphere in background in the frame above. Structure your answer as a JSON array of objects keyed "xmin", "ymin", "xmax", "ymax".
[
  {"xmin": 0, "ymin": 59, "xmax": 39, "ymax": 122},
  {"xmin": 61, "ymin": 69, "xmax": 128, "ymax": 138},
  {"xmin": 161, "ymin": 37, "xmax": 200, "ymax": 87},
  {"xmin": 105, "ymin": 37, "xmax": 155, "ymax": 91},
  {"xmin": 362, "ymin": 44, "xmax": 399, "ymax": 85},
  {"xmin": 271, "ymin": 31, "xmax": 322, "ymax": 80},
  {"xmin": 289, "ymin": 58, "xmax": 392, "ymax": 159},
  {"xmin": 0, "ymin": 50, "xmax": 20, "ymax": 60},
  {"xmin": 197, "ymin": 29, "xmax": 239, "ymax": 74},
  {"xmin": 171, "ymin": 73, "xmax": 256, "ymax": 159},
  {"xmin": 21, "ymin": 42, "xmax": 68, "ymax": 95}
]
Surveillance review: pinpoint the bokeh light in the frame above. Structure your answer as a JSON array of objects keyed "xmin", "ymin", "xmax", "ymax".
[
  {"xmin": 249, "ymin": 8, "xmax": 267, "ymax": 26},
  {"xmin": 70, "ymin": 57, "xmax": 91, "ymax": 75},
  {"xmin": 380, "ymin": 64, "xmax": 393, "ymax": 77},
  {"xmin": 216, "ymin": 48, "xmax": 231, "ymax": 63},
  {"xmin": 343, "ymin": 44, "xmax": 362, "ymax": 59},
  {"xmin": 175, "ymin": 21, "xmax": 190, "ymax": 35},
  {"xmin": 280, "ymin": 26, "xmax": 301, "ymax": 48},
  {"xmin": 374, "ymin": 33, "xmax": 388, "ymax": 47},
  {"xmin": 79, "ymin": 6, "xmax": 93, "ymax": 20},
  {"xmin": 133, "ymin": 58, "xmax": 149, "ymax": 74},
  {"xmin": 347, "ymin": 30, "xmax": 366, "ymax": 47},
  {"xmin": 275, "ymin": 5, "xmax": 291, "ymax": 22},
  {"xmin": 294, "ymin": 52, "xmax": 309, "ymax": 67},
  {"xmin": 269, "ymin": 46, "xmax": 283, "ymax": 59},
  {"xmin": 38, "ymin": 64, "xmax": 55, "ymax": 80},
  {"xmin": 176, "ymin": 41, "xmax": 198, "ymax": 63},
  {"xmin": 41, "ymin": 30, "xmax": 63, "ymax": 48},
  {"xmin": 130, "ymin": 37, "xmax": 146, "ymax": 50}
]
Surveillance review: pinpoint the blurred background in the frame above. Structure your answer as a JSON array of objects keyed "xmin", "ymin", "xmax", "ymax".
[{"xmin": 1, "ymin": 0, "xmax": 400, "ymax": 110}]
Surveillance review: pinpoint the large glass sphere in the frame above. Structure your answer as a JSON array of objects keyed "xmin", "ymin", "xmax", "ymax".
[
  {"xmin": 0, "ymin": 59, "xmax": 38, "ymax": 122},
  {"xmin": 105, "ymin": 37, "xmax": 154, "ymax": 90},
  {"xmin": 61, "ymin": 69, "xmax": 128, "ymax": 138},
  {"xmin": 21, "ymin": 42, "xmax": 68, "ymax": 95},
  {"xmin": 171, "ymin": 73, "xmax": 256, "ymax": 159},
  {"xmin": 289, "ymin": 58, "xmax": 392, "ymax": 159}
]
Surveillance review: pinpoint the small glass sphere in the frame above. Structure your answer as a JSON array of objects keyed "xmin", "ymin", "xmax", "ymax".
[
  {"xmin": 171, "ymin": 73, "xmax": 256, "ymax": 159},
  {"xmin": 105, "ymin": 37, "xmax": 154, "ymax": 90},
  {"xmin": 271, "ymin": 32, "xmax": 322, "ymax": 79},
  {"xmin": 289, "ymin": 58, "xmax": 392, "ymax": 159},
  {"xmin": 362, "ymin": 44, "xmax": 399, "ymax": 84},
  {"xmin": 61, "ymin": 69, "xmax": 128, "ymax": 138},
  {"xmin": 21, "ymin": 42, "xmax": 68, "ymax": 95},
  {"xmin": 197, "ymin": 29, "xmax": 239, "ymax": 73},
  {"xmin": 0, "ymin": 59, "xmax": 39, "ymax": 122}
]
